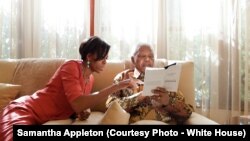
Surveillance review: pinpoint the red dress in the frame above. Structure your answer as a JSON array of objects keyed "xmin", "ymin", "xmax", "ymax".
[{"xmin": 0, "ymin": 60, "xmax": 94, "ymax": 141}]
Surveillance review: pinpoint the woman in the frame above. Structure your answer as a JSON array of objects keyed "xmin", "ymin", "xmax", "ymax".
[{"xmin": 0, "ymin": 36, "xmax": 135, "ymax": 140}]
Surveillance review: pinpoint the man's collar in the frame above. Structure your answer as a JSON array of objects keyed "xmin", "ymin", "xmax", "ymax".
[{"xmin": 133, "ymin": 68, "xmax": 143, "ymax": 79}]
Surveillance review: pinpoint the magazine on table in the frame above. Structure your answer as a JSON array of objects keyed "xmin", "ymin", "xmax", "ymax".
[{"xmin": 143, "ymin": 63, "xmax": 182, "ymax": 96}]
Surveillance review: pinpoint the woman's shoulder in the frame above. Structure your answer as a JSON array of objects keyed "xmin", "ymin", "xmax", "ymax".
[
  {"xmin": 63, "ymin": 59, "xmax": 82, "ymax": 66},
  {"xmin": 59, "ymin": 60, "xmax": 82, "ymax": 72},
  {"xmin": 65, "ymin": 59, "xmax": 82, "ymax": 64}
]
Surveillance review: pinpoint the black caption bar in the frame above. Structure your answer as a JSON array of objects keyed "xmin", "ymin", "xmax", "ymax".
[{"xmin": 13, "ymin": 125, "xmax": 250, "ymax": 140}]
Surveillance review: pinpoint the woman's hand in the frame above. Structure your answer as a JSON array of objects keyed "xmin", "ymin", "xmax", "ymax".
[
  {"xmin": 116, "ymin": 77, "xmax": 139, "ymax": 90},
  {"xmin": 151, "ymin": 87, "xmax": 170, "ymax": 107}
]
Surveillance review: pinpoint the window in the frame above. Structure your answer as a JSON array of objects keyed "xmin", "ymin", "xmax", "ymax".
[{"xmin": 0, "ymin": 0, "xmax": 90, "ymax": 59}]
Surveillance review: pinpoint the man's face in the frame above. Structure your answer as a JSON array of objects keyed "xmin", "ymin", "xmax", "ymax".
[{"xmin": 132, "ymin": 46, "xmax": 154, "ymax": 73}]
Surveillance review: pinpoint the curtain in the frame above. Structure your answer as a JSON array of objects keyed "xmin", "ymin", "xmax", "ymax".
[
  {"xmin": 163, "ymin": 0, "xmax": 250, "ymax": 124},
  {"xmin": 0, "ymin": 0, "xmax": 90, "ymax": 59},
  {"xmin": 0, "ymin": 0, "xmax": 21, "ymax": 58},
  {"xmin": 95, "ymin": 0, "xmax": 250, "ymax": 124},
  {"xmin": 240, "ymin": 0, "xmax": 250, "ymax": 116},
  {"xmin": 94, "ymin": 0, "xmax": 159, "ymax": 60}
]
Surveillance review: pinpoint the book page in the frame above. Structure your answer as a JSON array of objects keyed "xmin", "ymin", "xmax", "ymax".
[{"xmin": 143, "ymin": 63, "xmax": 182, "ymax": 96}]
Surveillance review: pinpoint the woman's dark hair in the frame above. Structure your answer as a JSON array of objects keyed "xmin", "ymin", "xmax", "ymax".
[{"xmin": 79, "ymin": 36, "xmax": 110, "ymax": 61}]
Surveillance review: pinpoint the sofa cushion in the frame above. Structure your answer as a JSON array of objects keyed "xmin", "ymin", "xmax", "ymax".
[
  {"xmin": 184, "ymin": 112, "xmax": 219, "ymax": 125},
  {"xmin": 43, "ymin": 119, "xmax": 73, "ymax": 125},
  {"xmin": 99, "ymin": 100, "xmax": 130, "ymax": 125},
  {"xmin": 72, "ymin": 112, "xmax": 104, "ymax": 125},
  {"xmin": 131, "ymin": 120, "xmax": 167, "ymax": 125},
  {"xmin": 12, "ymin": 58, "xmax": 66, "ymax": 96},
  {"xmin": 0, "ymin": 83, "xmax": 21, "ymax": 110},
  {"xmin": 0, "ymin": 59, "xmax": 18, "ymax": 83}
]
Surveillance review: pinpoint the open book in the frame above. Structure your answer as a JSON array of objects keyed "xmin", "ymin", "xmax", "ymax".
[{"xmin": 142, "ymin": 63, "xmax": 182, "ymax": 96}]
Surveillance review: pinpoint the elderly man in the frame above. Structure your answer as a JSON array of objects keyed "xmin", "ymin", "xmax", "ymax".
[{"xmin": 106, "ymin": 43, "xmax": 193, "ymax": 124}]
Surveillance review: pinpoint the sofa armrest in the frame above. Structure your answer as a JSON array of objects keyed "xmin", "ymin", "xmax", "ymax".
[
  {"xmin": 184, "ymin": 112, "xmax": 219, "ymax": 125},
  {"xmin": 168, "ymin": 60, "xmax": 195, "ymax": 110}
]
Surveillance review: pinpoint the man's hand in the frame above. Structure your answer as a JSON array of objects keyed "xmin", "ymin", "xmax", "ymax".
[
  {"xmin": 151, "ymin": 87, "xmax": 170, "ymax": 107},
  {"xmin": 78, "ymin": 108, "xmax": 91, "ymax": 121}
]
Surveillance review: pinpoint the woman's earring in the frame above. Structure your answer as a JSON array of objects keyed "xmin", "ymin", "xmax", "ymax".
[{"xmin": 87, "ymin": 61, "xmax": 90, "ymax": 68}]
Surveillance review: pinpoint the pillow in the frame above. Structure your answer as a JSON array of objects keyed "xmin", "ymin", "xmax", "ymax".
[
  {"xmin": 73, "ymin": 112, "xmax": 105, "ymax": 125},
  {"xmin": 99, "ymin": 100, "xmax": 130, "ymax": 125},
  {"xmin": 43, "ymin": 119, "xmax": 73, "ymax": 125},
  {"xmin": 0, "ymin": 83, "xmax": 21, "ymax": 110},
  {"xmin": 131, "ymin": 120, "xmax": 168, "ymax": 125}
]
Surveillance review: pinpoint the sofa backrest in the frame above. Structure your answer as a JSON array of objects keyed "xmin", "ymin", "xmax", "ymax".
[
  {"xmin": 19, "ymin": 58, "xmax": 65, "ymax": 97},
  {"xmin": 92, "ymin": 60, "xmax": 125, "ymax": 92},
  {"xmin": 0, "ymin": 59, "xmax": 18, "ymax": 83},
  {"xmin": 0, "ymin": 58, "xmax": 66, "ymax": 97},
  {"xmin": 124, "ymin": 58, "xmax": 168, "ymax": 70},
  {"xmin": 0, "ymin": 58, "xmax": 195, "ymax": 111}
]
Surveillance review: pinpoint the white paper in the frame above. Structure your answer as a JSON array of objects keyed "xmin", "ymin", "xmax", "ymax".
[{"xmin": 143, "ymin": 63, "xmax": 182, "ymax": 96}]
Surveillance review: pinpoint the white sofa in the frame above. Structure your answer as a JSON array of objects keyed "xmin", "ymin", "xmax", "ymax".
[{"xmin": 0, "ymin": 58, "xmax": 218, "ymax": 125}]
